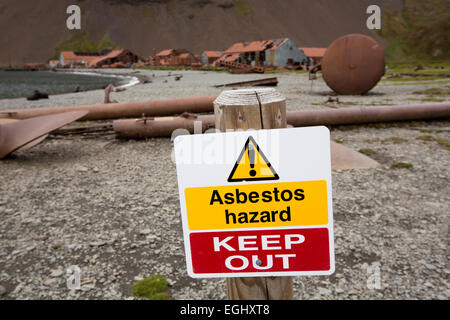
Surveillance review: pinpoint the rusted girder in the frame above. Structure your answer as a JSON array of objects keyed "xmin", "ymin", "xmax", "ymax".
[
  {"xmin": 0, "ymin": 95, "xmax": 218, "ymax": 121},
  {"xmin": 0, "ymin": 110, "xmax": 88, "ymax": 159}
]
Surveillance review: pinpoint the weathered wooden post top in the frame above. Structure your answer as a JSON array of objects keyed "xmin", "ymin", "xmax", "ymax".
[{"xmin": 214, "ymin": 88, "xmax": 287, "ymax": 132}]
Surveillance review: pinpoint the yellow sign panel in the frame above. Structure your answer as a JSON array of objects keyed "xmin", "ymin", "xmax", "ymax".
[
  {"xmin": 185, "ymin": 180, "xmax": 328, "ymax": 231},
  {"xmin": 228, "ymin": 136, "xmax": 279, "ymax": 182}
]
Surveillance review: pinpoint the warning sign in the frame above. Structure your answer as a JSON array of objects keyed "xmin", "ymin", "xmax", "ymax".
[
  {"xmin": 184, "ymin": 180, "xmax": 328, "ymax": 231},
  {"xmin": 228, "ymin": 136, "xmax": 279, "ymax": 182},
  {"xmin": 174, "ymin": 127, "xmax": 335, "ymax": 278},
  {"xmin": 189, "ymin": 228, "xmax": 330, "ymax": 274}
]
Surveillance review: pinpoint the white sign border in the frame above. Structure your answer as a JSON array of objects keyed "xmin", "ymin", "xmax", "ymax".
[{"xmin": 174, "ymin": 126, "xmax": 335, "ymax": 279}]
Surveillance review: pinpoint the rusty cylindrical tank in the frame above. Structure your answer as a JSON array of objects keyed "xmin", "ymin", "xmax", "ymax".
[{"xmin": 322, "ymin": 34, "xmax": 385, "ymax": 95}]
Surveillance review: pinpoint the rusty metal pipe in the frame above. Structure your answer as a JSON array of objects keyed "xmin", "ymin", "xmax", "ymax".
[
  {"xmin": 113, "ymin": 114, "xmax": 215, "ymax": 139},
  {"xmin": 113, "ymin": 103, "xmax": 450, "ymax": 139},
  {"xmin": 0, "ymin": 95, "xmax": 218, "ymax": 121},
  {"xmin": 286, "ymin": 103, "xmax": 450, "ymax": 127}
]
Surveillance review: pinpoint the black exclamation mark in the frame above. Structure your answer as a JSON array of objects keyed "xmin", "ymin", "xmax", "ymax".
[{"xmin": 248, "ymin": 143, "xmax": 257, "ymax": 177}]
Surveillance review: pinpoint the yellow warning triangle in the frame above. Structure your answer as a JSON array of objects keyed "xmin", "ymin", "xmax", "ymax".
[{"xmin": 228, "ymin": 136, "xmax": 279, "ymax": 182}]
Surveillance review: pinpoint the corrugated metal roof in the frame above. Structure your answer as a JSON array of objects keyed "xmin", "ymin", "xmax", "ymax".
[
  {"xmin": 217, "ymin": 53, "xmax": 241, "ymax": 63},
  {"xmin": 178, "ymin": 53, "xmax": 192, "ymax": 59},
  {"xmin": 301, "ymin": 48, "xmax": 327, "ymax": 58},
  {"xmin": 268, "ymin": 38, "xmax": 287, "ymax": 51},
  {"xmin": 90, "ymin": 49, "xmax": 126, "ymax": 66},
  {"xmin": 203, "ymin": 51, "xmax": 223, "ymax": 58},
  {"xmin": 61, "ymin": 51, "xmax": 79, "ymax": 60},
  {"xmin": 156, "ymin": 49, "xmax": 174, "ymax": 57},
  {"xmin": 225, "ymin": 38, "xmax": 288, "ymax": 53},
  {"xmin": 61, "ymin": 51, "xmax": 101, "ymax": 64}
]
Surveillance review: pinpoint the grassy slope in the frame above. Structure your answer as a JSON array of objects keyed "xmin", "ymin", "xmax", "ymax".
[{"xmin": 378, "ymin": 0, "xmax": 450, "ymax": 66}]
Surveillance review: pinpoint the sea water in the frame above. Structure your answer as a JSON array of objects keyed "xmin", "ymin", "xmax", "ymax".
[{"xmin": 0, "ymin": 70, "xmax": 135, "ymax": 100}]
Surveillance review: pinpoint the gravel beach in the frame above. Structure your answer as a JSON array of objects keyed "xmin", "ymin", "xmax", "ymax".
[{"xmin": 0, "ymin": 69, "xmax": 449, "ymax": 300}]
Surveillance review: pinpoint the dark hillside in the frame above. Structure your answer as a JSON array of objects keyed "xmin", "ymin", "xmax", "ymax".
[{"xmin": 0, "ymin": 0, "xmax": 401, "ymax": 66}]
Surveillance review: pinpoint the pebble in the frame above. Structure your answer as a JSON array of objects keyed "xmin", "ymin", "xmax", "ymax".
[
  {"xmin": 318, "ymin": 288, "xmax": 332, "ymax": 295},
  {"xmin": 44, "ymin": 278, "xmax": 57, "ymax": 286},
  {"xmin": 76, "ymin": 166, "xmax": 89, "ymax": 172},
  {"xmin": 52, "ymin": 242, "xmax": 62, "ymax": 249},
  {"xmin": 89, "ymin": 241, "xmax": 106, "ymax": 247},
  {"xmin": 50, "ymin": 269, "xmax": 64, "ymax": 278},
  {"xmin": 139, "ymin": 229, "xmax": 152, "ymax": 235}
]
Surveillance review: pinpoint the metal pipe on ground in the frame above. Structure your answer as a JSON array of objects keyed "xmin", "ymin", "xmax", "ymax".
[
  {"xmin": 0, "ymin": 95, "xmax": 218, "ymax": 121},
  {"xmin": 286, "ymin": 103, "xmax": 450, "ymax": 127},
  {"xmin": 113, "ymin": 114, "xmax": 215, "ymax": 139},
  {"xmin": 113, "ymin": 103, "xmax": 450, "ymax": 139}
]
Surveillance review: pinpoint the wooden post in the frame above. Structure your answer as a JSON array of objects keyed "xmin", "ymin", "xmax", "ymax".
[{"xmin": 213, "ymin": 88, "xmax": 293, "ymax": 300}]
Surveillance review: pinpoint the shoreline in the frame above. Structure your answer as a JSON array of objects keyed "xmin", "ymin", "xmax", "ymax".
[
  {"xmin": 53, "ymin": 68, "xmax": 142, "ymax": 91},
  {"xmin": 0, "ymin": 69, "xmax": 140, "ymax": 101},
  {"xmin": 54, "ymin": 68, "xmax": 145, "ymax": 88}
]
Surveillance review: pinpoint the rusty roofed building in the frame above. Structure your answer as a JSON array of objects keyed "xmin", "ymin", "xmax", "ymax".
[
  {"xmin": 301, "ymin": 48, "xmax": 327, "ymax": 66},
  {"xmin": 154, "ymin": 49, "xmax": 195, "ymax": 66},
  {"xmin": 217, "ymin": 38, "xmax": 308, "ymax": 67},
  {"xmin": 89, "ymin": 49, "xmax": 142, "ymax": 68},
  {"xmin": 200, "ymin": 51, "xmax": 223, "ymax": 66},
  {"xmin": 59, "ymin": 49, "xmax": 141, "ymax": 68},
  {"xmin": 59, "ymin": 51, "xmax": 101, "ymax": 68}
]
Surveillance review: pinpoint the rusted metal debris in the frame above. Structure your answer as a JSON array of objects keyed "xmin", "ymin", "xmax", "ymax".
[
  {"xmin": 321, "ymin": 34, "xmax": 385, "ymax": 95},
  {"xmin": 0, "ymin": 118, "xmax": 48, "ymax": 152},
  {"xmin": 330, "ymin": 141, "xmax": 380, "ymax": 170},
  {"xmin": 308, "ymin": 62, "xmax": 322, "ymax": 79},
  {"xmin": 113, "ymin": 113, "xmax": 215, "ymax": 139},
  {"xmin": 214, "ymin": 77, "xmax": 278, "ymax": 88},
  {"xmin": 286, "ymin": 103, "xmax": 450, "ymax": 127},
  {"xmin": 113, "ymin": 103, "xmax": 450, "ymax": 139},
  {"xmin": 0, "ymin": 110, "xmax": 88, "ymax": 159},
  {"xmin": 113, "ymin": 113, "xmax": 382, "ymax": 171},
  {"xmin": 219, "ymin": 61, "xmax": 265, "ymax": 74},
  {"xmin": 0, "ymin": 96, "xmax": 218, "ymax": 121},
  {"xmin": 51, "ymin": 123, "xmax": 114, "ymax": 136},
  {"xmin": 104, "ymin": 84, "xmax": 118, "ymax": 104}
]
